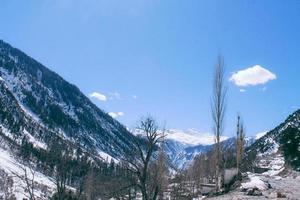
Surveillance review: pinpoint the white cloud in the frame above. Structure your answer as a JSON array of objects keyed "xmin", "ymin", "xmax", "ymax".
[
  {"xmin": 133, "ymin": 95, "xmax": 138, "ymax": 99},
  {"xmin": 108, "ymin": 92, "xmax": 121, "ymax": 100},
  {"xmin": 240, "ymin": 89, "xmax": 246, "ymax": 92},
  {"xmin": 108, "ymin": 112, "xmax": 125, "ymax": 118},
  {"xmin": 89, "ymin": 92, "xmax": 107, "ymax": 101},
  {"xmin": 229, "ymin": 65, "xmax": 276, "ymax": 87}
]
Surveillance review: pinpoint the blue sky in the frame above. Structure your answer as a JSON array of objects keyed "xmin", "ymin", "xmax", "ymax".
[{"xmin": 1, "ymin": 0, "xmax": 300, "ymax": 137}]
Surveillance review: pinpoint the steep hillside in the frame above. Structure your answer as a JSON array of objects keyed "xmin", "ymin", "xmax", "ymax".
[
  {"xmin": 0, "ymin": 40, "xmax": 137, "ymax": 198},
  {"xmin": 245, "ymin": 109, "xmax": 300, "ymax": 171},
  {"xmin": 211, "ymin": 110, "xmax": 300, "ymax": 199},
  {"xmin": 0, "ymin": 40, "xmax": 135, "ymax": 159}
]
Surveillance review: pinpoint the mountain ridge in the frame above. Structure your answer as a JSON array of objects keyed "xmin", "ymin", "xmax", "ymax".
[{"xmin": 0, "ymin": 39, "xmax": 136, "ymax": 160}]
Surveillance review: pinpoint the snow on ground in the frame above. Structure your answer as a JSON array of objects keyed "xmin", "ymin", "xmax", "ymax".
[
  {"xmin": 267, "ymin": 171, "xmax": 300, "ymax": 199},
  {"xmin": 0, "ymin": 68, "xmax": 45, "ymax": 125},
  {"xmin": 193, "ymin": 196, "xmax": 206, "ymax": 200},
  {"xmin": 98, "ymin": 150, "xmax": 119, "ymax": 163},
  {"xmin": 207, "ymin": 170, "xmax": 300, "ymax": 200},
  {"xmin": 205, "ymin": 147, "xmax": 300, "ymax": 199},
  {"xmin": 0, "ymin": 124, "xmax": 16, "ymax": 142},
  {"xmin": 0, "ymin": 125, "xmax": 48, "ymax": 150},
  {"xmin": 261, "ymin": 155, "xmax": 285, "ymax": 177},
  {"xmin": 0, "ymin": 147, "xmax": 55, "ymax": 199},
  {"xmin": 23, "ymin": 129, "xmax": 47, "ymax": 150},
  {"xmin": 241, "ymin": 173, "xmax": 269, "ymax": 191}
]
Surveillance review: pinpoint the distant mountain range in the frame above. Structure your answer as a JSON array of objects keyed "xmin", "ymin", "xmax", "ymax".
[
  {"xmin": 164, "ymin": 129, "xmax": 223, "ymax": 168},
  {"xmin": 162, "ymin": 129, "xmax": 256, "ymax": 169}
]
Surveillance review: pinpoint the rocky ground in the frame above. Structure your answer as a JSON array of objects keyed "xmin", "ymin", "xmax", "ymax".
[{"xmin": 206, "ymin": 153, "xmax": 300, "ymax": 200}]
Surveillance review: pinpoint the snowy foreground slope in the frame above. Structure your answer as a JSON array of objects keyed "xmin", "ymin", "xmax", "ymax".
[
  {"xmin": 0, "ymin": 146, "xmax": 55, "ymax": 199},
  {"xmin": 207, "ymin": 150, "xmax": 300, "ymax": 199}
]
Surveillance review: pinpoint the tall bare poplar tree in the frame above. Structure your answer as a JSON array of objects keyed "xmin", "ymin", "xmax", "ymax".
[
  {"xmin": 236, "ymin": 115, "xmax": 245, "ymax": 175},
  {"xmin": 211, "ymin": 55, "xmax": 227, "ymax": 192},
  {"xmin": 236, "ymin": 115, "xmax": 241, "ymax": 174}
]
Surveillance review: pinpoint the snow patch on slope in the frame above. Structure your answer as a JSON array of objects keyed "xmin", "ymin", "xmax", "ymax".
[
  {"xmin": 255, "ymin": 131, "xmax": 268, "ymax": 140},
  {"xmin": 0, "ymin": 125, "xmax": 15, "ymax": 142},
  {"xmin": 0, "ymin": 147, "xmax": 55, "ymax": 199},
  {"xmin": 98, "ymin": 151, "xmax": 119, "ymax": 163},
  {"xmin": 23, "ymin": 129, "xmax": 47, "ymax": 150},
  {"xmin": 0, "ymin": 68, "xmax": 44, "ymax": 125}
]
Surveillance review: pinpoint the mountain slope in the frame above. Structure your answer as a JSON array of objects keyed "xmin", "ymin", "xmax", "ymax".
[
  {"xmin": 0, "ymin": 40, "xmax": 142, "ymax": 198},
  {"xmin": 211, "ymin": 110, "xmax": 300, "ymax": 199},
  {"xmin": 245, "ymin": 109, "xmax": 300, "ymax": 171},
  {"xmin": 0, "ymin": 40, "xmax": 135, "ymax": 159}
]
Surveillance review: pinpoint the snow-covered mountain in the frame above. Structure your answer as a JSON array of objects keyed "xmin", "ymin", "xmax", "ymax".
[
  {"xmin": 0, "ymin": 40, "xmax": 137, "ymax": 198},
  {"xmin": 0, "ymin": 39, "xmax": 136, "ymax": 159},
  {"xmin": 163, "ymin": 129, "xmax": 256, "ymax": 169},
  {"xmin": 165, "ymin": 129, "xmax": 217, "ymax": 169},
  {"xmin": 165, "ymin": 129, "xmax": 228, "ymax": 146},
  {"xmin": 132, "ymin": 128, "xmax": 229, "ymax": 168},
  {"xmin": 245, "ymin": 109, "xmax": 300, "ymax": 171},
  {"xmin": 133, "ymin": 128, "xmax": 227, "ymax": 168},
  {"xmin": 163, "ymin": 129, "xmax": 227, "ymax": 168}
]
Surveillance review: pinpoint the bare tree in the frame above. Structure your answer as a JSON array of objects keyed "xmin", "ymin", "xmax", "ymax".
[
  {"xmin": 211, "ymin": 55, "xmax": 227, "ymax": 192},
  {"xmin": 236, "ymin": 115, "xmax": 245, "ymax": 175},
  {"xmin": 83, "ymin": 168, "xmax": 95, "ymax": 200},
  {"xmin": 236, "ymin": 114, "xmax": 241, "ymax": 174},
  {"xmin": 240, "ymin": 123, "xmax": 245, "ymax": 159},
  {"xmin": 12, "ymin": 163, "xmax": 36, "ymax": 200},
  {"xmin": 53, "ymin": 153, "xmax": 69, "ymax": 200},
  {"xmin": 124, "ymin": 116, "xmax": 165, "ymax": 200},
  {"xmin": 155, "ymin": 129, "xmax": 169, "ymax": 199},
  {"xmin": 0, "ymin": 169, "xmax": 16, "ymax": 200}
]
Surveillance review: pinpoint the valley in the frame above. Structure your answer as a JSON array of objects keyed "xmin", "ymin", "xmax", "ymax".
[{"xmin": 0, "ymin": 19, "xmax": 300, "ymax": 200}]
